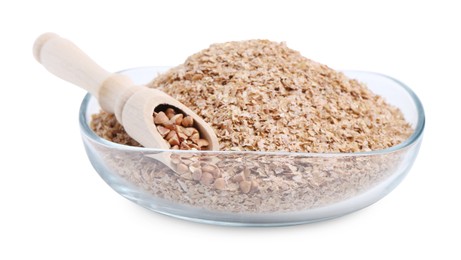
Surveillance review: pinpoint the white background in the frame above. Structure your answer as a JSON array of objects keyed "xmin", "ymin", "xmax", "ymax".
[{"xmin": 1, "ymin": 0, "xmax": 460, "ymax": 259}]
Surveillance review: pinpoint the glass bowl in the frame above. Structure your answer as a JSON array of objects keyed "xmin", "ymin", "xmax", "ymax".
[{"xmin": 79, "ymin": 67, "xmax": 425, "ymax": 226}]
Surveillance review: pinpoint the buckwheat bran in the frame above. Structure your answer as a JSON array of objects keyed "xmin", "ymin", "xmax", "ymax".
[{"xmin": 90, "ymin": 40, "xmax": 413, "ymax": 213}]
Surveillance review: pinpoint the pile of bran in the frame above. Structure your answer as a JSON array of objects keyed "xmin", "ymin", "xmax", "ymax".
[{"xmin": 90, "ymin": 40, "xmax": 414, "ymax": 213}]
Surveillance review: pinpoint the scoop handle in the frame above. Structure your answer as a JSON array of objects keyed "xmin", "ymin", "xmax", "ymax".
[
  {"xmin": 33, "ymin": 33, "xmax": 139, "ymax": 120},
  {"xmin": 33, "ymin": 33, "xmax": 112, "ymax": 99}
]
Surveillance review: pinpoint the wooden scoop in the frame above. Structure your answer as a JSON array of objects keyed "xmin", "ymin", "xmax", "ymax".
[{"xmin": 33, "ymin": 33, "xmax": 219, "ymax": 164}]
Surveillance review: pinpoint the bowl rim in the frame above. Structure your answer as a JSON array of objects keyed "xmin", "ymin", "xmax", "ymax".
[{"xmin": 79, "ymin": 67, "xmax": 425, "ymax": 157}]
